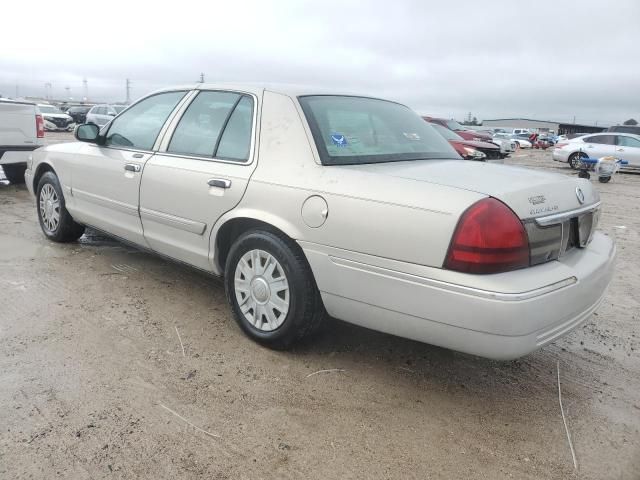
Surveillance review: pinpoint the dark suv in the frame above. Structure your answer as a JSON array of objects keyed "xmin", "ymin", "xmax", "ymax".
[{"xmin": 66, "ymin": 106, "xmax": 92, "ymax": 124}]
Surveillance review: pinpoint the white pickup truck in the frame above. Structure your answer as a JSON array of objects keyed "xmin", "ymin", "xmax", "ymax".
[{"xmin": 0, "ymin": 99, "xmax": 44, "ymax": 184}]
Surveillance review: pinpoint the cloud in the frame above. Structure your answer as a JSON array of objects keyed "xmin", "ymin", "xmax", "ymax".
[{"xmin": 1, "ymin": 0, "xmax": 638, "ymax": 125}]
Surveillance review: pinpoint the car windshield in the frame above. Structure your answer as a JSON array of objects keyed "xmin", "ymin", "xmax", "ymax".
[
  {"xmin": 430, "ymin": 122, "xmax": 464, "ymax": 141},
  {"xmin": 299, "ymin": 95, "xmax": 458, "ymax": 165},
  {"xmin": 445, "ymin": 119, "xmax": 466, "ymax": 131},
  {"xmin": 39, "ymin": 105, "xmax": 61, "ymax": 114},
  {"xmin": 113, "ymin": 106, "xmax": 126, "ymax": 113}
]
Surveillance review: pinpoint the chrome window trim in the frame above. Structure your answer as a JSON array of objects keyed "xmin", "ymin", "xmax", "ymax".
[
  {"xmin": 157, "ymin": 89, "xmax": 259, "ymax": 166},
  {"xmin": 534, "ymin": 202, "xmax": 601, "ymax": 227}
]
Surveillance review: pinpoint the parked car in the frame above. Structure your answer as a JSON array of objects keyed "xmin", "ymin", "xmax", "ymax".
[
  {"xmin": 493, "ymin": 132, "xmax": 532, "ymax": 149},
  {"xmin": 429, "ymin": 122, "xmax": 502, "ymax": 161},
  {"xmin": 25, "ymin": 84, "xmax": 615, "ymax": 360},
  {"xmin": 0, "ymin": 99, "xmax": 44, "ymax": 183},
  {"xmin": 85, "ymin": 104, "xmax": 127, "ymax": 126},
  {"xmin": 38, "ymin": 104, "xmax": 75, "ymax": 132},
  {"xmin": 423, "ymin": 117, "xmax": 493, "ymax": 142},
  {"xmin": 608, "ymin": 125, "xmax": 640, "ymax": 136},
  {"xmin": 552, "ymin": 132, "xmax": 640, "ymax": 170},
  {"xmin": 66, "ymin": 105, "xmax": 92, "ymax": 124},
  {"xmin": 489, "ymin": 135, "xmax": 517, "ymax": 157}
]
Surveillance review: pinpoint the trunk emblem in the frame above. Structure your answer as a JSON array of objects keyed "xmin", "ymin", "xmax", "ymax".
[
  {"xmin": 528, "ymin": 195, "xmax": 546, "ymax": 205},
  {"xmin": 576, "ymin": 187, "xmax": 585, "ymax": 204}
]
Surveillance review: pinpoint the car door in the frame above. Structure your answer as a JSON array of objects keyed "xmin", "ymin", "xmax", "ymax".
[
  {"xmin": 139, "ymin": 89, "xmax": 258, "ymax": 271},
  {"xmin": 614, "ymin": 134, "xmax": 640, "ymax": 168},
  {"xmin": 68, "ymin": 90, "xmax": 188, "ymax": 246},
  {"xmin": 581, "ymin": 134, "xmax": 616, "ymax": 158}
]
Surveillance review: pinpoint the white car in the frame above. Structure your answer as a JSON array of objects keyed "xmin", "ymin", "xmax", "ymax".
[
  {"xmin": 493, "ymin": 133, "xmax": 531, "ymax": 149},
  {"xmin": 37, "ymin": 104, "xmax": 76, "ymax": 132},
  {"xmin": 85, "ymin": 104, "xmax": 127, "ymax": 127},
  {"xmin": 25, "ymin": 84, "xmax": 615, "ymax": 360},
  {"xmin": 552, "ymin": 132, "xmax": 640, "ymax": 170}
]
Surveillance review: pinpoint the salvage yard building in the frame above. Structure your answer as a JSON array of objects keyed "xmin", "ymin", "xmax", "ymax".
[{"xmin": 481, "ymin": 118, "xmax": 606, "ymax": 135}]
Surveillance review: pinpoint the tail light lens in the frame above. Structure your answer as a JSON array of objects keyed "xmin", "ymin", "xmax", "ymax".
[
  {"xmin": 36, "ymin": 114, "xmax": 44, "ymax": 138},
  {"xmin": 444, "ymin": 198, "xmax": 529, "ymax": 274}
]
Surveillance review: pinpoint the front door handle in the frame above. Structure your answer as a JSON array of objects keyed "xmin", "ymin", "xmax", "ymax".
[
  {"xmin": 616, "ymin": 148, "xmax": 625, "ymax": 152},
  {"xmin": 208, "ymin": 178, "xmax": 231, "ymax": 189},
  {"xmin": 132, "ymin": 153, "xmax": 144, "ymax": 159},
  {"xmin": 124, "ymin": 163, "xmax": 141, "ymax": 173}
]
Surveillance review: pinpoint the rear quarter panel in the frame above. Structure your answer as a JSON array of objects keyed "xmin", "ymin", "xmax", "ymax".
[{"xmin": 221, "ymin": 91, "xmax": 485, "ymax": 268}]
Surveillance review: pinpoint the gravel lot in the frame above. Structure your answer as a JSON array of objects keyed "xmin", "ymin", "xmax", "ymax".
[{"xmin": 1, "ymin": 134, "xmax": 639, "ymax": 479}]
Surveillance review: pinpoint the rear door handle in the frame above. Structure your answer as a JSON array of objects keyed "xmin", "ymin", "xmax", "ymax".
[
  {"xmin": 132, "ymin": 153, "xmax": 144, "ymax": 159},
  {"xmin": 208, "ymin": 178, "xmax": 232, "ymax": 188},
  {"xmin": 124, "ymin": 163, "xmax": 141, "ymax": 172},
  {"xmin": 616, "ymin": 148, "xmax": 625, "ymax": 152}
]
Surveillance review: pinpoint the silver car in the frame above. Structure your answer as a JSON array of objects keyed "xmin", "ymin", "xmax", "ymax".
[
  {"xmin": 25, "ymin": 84, "xmax": 615, "ymax": 360},
  {"xmin": 552, "ymin": 132, "xmax": 640, "ymax": 170},
  {"xmin": 85, "ymin": 104, "xmax": 127, "ymax": 127}
]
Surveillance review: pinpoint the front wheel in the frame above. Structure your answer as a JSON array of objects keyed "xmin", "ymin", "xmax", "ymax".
[
  {"xmin": 224, "ymin": 229, "xmax": 325, "ymax": 349},
  {"xmin": 599, "ymin": 176, "xmax": 611, "ymax": 183},
  {"xmin": 36, "ymin": 172, "xmax": 85, "ymax": 242},
  {"xmin": 569, "ymin": 152, "xmax": 588, "ymax": 170}
]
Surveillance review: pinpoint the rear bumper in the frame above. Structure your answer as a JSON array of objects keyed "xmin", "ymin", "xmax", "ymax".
[
  {"xmin": 301, "ymin": 232, "xmax": 616, "ymax": 360},
  {"xmin": 0, "ymin": 146, "xmax": 39, "ymax": 165}
]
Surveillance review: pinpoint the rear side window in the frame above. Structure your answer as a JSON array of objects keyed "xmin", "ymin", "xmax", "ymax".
[
  {"xmin": 105, "ymin": 91, "xmax": 186, "ymax": 150},
  {"xmin": 617, "ymin": 135, "xmax": 640, "ymax": 148},
  {"xmin": 584, "ymin": 135, "xmax": 615, "ymax": 145},
  {"xmin": 610, "ymin": 126, "xmax": 640, "ymax": 135},
  {"xmin": 299, "ymin": 95, "xmax": 457, "ymax": 165},
  {"xmin": 168, "ymin": 91, "xmax": 253, "ymax": 161},
  {"xmin": 216, "ymin": 96, "xmax": 254, "ymax": 161}
]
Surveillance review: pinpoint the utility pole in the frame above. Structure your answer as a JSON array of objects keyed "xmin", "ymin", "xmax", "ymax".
[
  {"xmin": 44, "ymin": 82, "xmax": 52, "ymax": 100},
  {"xmin": 572, "ymin": 115, "xmax": 576, "ymax": 124},
  {"xmin": 15, "ymin": 84, "xmax": 19, "ymax": 98},
  {"xmin": 65, "ymin": 85, "xmax": 71, "ymax": 100},
  {"xmin": 82, "ymin": 77, "xmax": 88, "ymax": 101},
  {"xmin": 125, "ymin": 78, "xmax": 131, "ymax": 104},
  {"xmin": 199, "ymin": 72, "xmax": 205, "ymax": 83}
]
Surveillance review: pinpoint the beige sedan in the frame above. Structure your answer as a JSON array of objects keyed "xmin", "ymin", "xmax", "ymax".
[{"xmin": 25, "ymin": 84, "xmax": 615, "ymax": 359}]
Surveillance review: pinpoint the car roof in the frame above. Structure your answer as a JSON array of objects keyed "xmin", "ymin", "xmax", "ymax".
[{"xmin": 147, "ymin": 83, "xmax": 390, "ymax": 101}]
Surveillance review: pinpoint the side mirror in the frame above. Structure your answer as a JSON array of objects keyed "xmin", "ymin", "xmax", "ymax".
[{"xmin": 75, "ymin": 123, "xmax": 100, "ymax": 143}]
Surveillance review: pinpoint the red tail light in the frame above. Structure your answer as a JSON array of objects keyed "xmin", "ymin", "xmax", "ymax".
[
  {"xmin": 444, "ymin": 198, "xmax": 529, "ymax": 274},
  {"xmin": 36, "ymin": 114, "xmax": 44, "ymax": 138}
]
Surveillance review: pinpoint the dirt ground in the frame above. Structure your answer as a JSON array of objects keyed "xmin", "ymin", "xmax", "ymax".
[{"xmin": 1, "ymin": 135, "xmax": 639, "ymax": 479}]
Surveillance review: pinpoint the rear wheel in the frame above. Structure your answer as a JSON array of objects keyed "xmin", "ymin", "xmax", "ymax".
[
  {"xmin": 569, "ymin": 152, "xmax": 588, "ymax": 170},
  {"xmin": 36, "ymin": 172, "xmax": 85, "ymax": 242},
  {"xmin": 2, "ymin": 164, "xmax": 27, "ymax": 184},
  {"xmin": 598, "ymin": 176, "xmax": 611, "ymax": 183},
  {"xmin": 224, "ymin": 229, "xmax": 325, "ymax": 349}
]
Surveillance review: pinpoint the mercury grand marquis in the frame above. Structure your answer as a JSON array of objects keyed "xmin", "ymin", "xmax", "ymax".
[{"xmin": 25, "ymin": 84, "xmax": 616, "ymax": 359}]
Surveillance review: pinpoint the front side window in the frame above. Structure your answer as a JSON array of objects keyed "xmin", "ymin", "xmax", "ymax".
[
  {"xmin": 168, "ymin": 91, "xmax": 253, "ymax": 161},
  {"xmin": 299, "ymin": 95, "xmax": 458, "ymax": 165},
  {"xmin": 616, "ymin": 135, "xmax": 640, "ymax": 148},
  {"xmin": 105, "ymin": 91, "xmax": 186, "ymax": 150}
]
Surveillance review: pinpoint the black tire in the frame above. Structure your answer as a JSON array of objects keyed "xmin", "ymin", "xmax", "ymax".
[
  {"xmin": 569, "ymin": 152, "xmax": 588, "ymax": 170},
  {"xmin": 599, "ymin": 176, "xmax": 611, "ymax": 183},
  {"xmin": 2, "ymin": 164, "xmax": 27, "ymax": 184},
  {"xmin": 224, "ymin": 229, "xmax": 325, "ymax": 349},
  {"xmin": 36, "ymin": 171, "xmax": 85, "ymax": 243}
]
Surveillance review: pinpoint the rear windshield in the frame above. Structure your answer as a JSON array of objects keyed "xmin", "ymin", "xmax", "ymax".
[
  {"xmin": 113, "ymin": 106, "xmax": 127, "ymax": 113},
  {"xmin": 299, "ymin": 95, "xmax": 457, "ymax": 165},
  {"xmin": 445, "ymin": 119, "xmax": 466, "ymax": 131}
]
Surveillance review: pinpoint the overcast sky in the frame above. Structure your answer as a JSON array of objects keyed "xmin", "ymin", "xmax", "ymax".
[{"xmin": 1, "ymin": 0, "xmax": 638, "ymax": 125}]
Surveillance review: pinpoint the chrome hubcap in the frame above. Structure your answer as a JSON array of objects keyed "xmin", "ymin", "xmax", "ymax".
[
  {"xmin": 39, "ymin": 184, "xmax": 60, "ymax": 233},
  {"xmin": 234, "ymin": 249, "xmax": 290, "ymax": 331}
]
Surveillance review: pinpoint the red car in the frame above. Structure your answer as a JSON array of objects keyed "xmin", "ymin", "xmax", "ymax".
[
  {"xmin": 428, "ymin": 122, "xmax": 502, "ymax": 161},
  {"xmin": 423, "ymin": 116, "xmax": 493, "ymax": 142}
]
